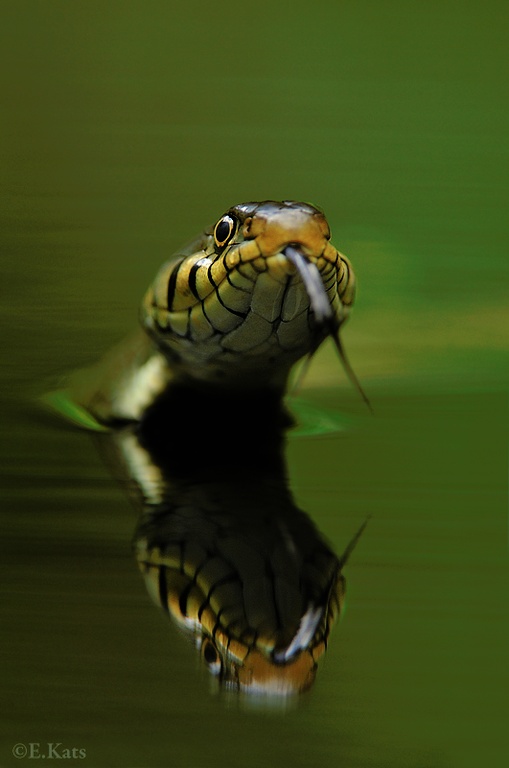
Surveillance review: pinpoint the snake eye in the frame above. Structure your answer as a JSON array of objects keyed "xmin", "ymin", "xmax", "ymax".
[
  {"xmin": 213, "ymin": 214, "xmax": 237, "ymax": 249},
  {"xmin": 201, "ymin": 637, "xmax": 222, "ymax": 676}
]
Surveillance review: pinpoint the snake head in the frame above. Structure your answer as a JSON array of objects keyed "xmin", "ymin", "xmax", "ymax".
[{"xmin": 141, "ymin": 200, "xmax": 358, "ymax": 393}]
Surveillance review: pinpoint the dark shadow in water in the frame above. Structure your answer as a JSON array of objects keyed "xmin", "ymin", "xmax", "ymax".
[{"xmin": 96, "ymin": 383, "xmax": 364, "ymax": 699}]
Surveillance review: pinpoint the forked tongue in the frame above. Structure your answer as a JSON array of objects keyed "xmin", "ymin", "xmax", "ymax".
[
  {"xmin": 284, "ymin": 245, "xmax": 332, "ymax": 324},
  {"xmin": 284, "ymin": 245, "xmax": 372, "ymax": 413}
]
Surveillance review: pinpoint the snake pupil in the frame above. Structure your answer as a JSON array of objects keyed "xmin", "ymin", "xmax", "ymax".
[{"xmin": 214, "ymin": 215, "xmax": 235, "ymax": 248}]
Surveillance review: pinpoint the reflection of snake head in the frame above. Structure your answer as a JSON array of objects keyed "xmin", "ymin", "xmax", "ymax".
[
  {"xmin": 141, "ymin": 200, "xmax": 356, "ymax": 391},
  {"xmin": 135, "ymin": 524, "xmax": 346, "ymax": 697}
]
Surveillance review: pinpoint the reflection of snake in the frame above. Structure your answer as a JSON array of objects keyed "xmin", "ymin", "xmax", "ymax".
[
  {"xmin": 106, "ymin": 390, "xmax": 367, "ymax": 697},
  {"xmin": 67, "ymin": 200, "xmax": 368, "ymax": 425},
  {"xmin": 134, "ymin": 462, "xmax": 345, "ymax": 695}
]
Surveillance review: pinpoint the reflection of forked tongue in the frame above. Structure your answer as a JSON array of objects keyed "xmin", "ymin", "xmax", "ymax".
[
  {"xmin": 283, "ymin": 245, "xmax": 372, "ymax": 413},
  {"xmin": 338, "ymin": 517, "xmax": 370, "ymax": 569}
]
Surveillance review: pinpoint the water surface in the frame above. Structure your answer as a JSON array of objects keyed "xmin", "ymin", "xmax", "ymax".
[{"xmin": 1, "ymin": 2, "xmax": 508, "ymax": 767}]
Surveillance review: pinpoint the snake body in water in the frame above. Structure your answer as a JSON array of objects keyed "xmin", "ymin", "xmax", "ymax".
[{"xmin": 56, "ymin": 200, "xmax": 368, "ymax": 698}]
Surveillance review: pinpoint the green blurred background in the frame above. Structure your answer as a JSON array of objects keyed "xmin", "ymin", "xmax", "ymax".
[{"xmin": 1, "ymin": 2, "xmax": 507, "ymax": 767}]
